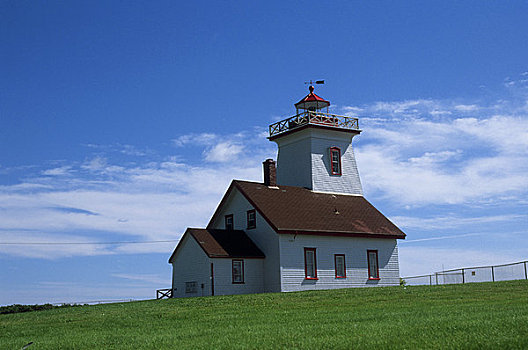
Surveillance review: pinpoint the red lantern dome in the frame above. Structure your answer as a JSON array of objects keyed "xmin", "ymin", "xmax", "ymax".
[{"xmin": 294, "ymin": 85, "xmax": 330, "ymax": 113}]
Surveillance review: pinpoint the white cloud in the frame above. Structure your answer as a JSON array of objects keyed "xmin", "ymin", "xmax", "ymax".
[
  {"xmin": 355, "ymin": 106, "xmax": 528, "ymax": 205},
  {"xmin": 81, "ymin": 157, "xmax": 108, "ymax": 172},
  {"xmin": 0, "ymin": 231, "xmax": 115, "ymax": 259},
  {"xmin": 392, "ymin": 214, "xmax": 525, "ymax": 231},
  {"xmin": 42, "ymin": 166, "xmax": 73, "ymax": 176},
  {"xmin": 172, "ymin": 133, "xmax": 218, "ymax": 147},
  {"xmin": 2, "ymin": 82, "xmax": 527, "ymax": 265},
  {"xmin": 204, "ymin": 141, "xmax": 243, "ymax": 162},
  {"xmin": 454, "ymin": 104, "xmax": 479, "ymax": 112},
  {"xmin": 112, "ymin": 273, "xmax": 167, "ymax": 285},
  {"xmin": 0, "ymin": 130, "xmax": 274, "ymax": 259}
]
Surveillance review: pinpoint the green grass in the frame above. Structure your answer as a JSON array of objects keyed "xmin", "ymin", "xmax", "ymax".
[{"xmin": 1, "ymin": 280, "xmax": 528, "ymax": 349}]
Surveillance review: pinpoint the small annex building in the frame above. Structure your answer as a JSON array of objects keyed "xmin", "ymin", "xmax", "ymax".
[{"xmin": 168, "ymin": 85, "xmax": 406, "ymax": 297}]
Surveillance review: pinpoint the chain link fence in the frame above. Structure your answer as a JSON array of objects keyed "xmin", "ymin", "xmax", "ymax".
[{"xmin": 403, "ymin": 260, "xmax": 528, "ymax": 286}]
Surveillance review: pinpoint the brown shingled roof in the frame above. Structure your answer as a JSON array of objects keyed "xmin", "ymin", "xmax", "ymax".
[
  {"xmin": 169, "ymin": 228, "xmax": 265, "ymax": 262},
  {"xmin": 209, "ymin": 181, "xmax": 405, "ymax": 239}
]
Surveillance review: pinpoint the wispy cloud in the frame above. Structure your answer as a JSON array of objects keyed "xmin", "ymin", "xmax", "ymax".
[
  {"xmin": 2, "ymin": 76, "xmax": 527, "ymax": 263},
  {"xmin": 349, "ymin": 93, "xmax": 528, "ymax": 205},
  {"xmin": 204, "ymin": 141, "xmax": 243, "ymax": 162},
  {"xmin": 393, "ymin": 214, "xmax": 525, "ymax": 231},
  {"xmin": 173, "ymin": 129, "xmax": 273, "ymax": 163},
  {"xmin": 0, "ymin": 131, "xmax": 275, "ymax": 259},
  {"xmin": 42, "ymin": 166, "xmax": 73, "ymax": 176},
  {"xmin": 112, "ymin": 273, "xmax": 167, "ymax": 285}
]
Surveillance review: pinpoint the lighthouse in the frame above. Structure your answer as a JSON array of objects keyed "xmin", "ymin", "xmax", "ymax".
[
  {"xmin": 268, "ymin": 85, "xmax": 363, "ymax": 195},
  {"xmin": 169, "ymin": 84, "xmax": 405, "ymax": 298}
]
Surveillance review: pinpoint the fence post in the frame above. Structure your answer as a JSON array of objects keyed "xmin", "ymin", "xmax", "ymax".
[
  {"xmin": 429, "ymin": 274, "xmax": 432, "ymax": 286},
  {"xmin": 524, "ymin": 261, "xmax": 527, "ymax": 280},
  {"xmin": 462, "ymin": 268, "xmax": 465, "ymax": 284},
  {"xmin": 492, "ymin": 266, "xmax": 495, "ymax": 282},
  {"xmin": 435, "ymin": 272, "xmax": 438, "ymax": 285}
]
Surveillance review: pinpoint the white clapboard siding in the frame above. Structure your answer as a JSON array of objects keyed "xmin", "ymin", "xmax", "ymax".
[
  {"xmin": 310, "ymin": 130, "xmax": 363, "ymax": 195},
  {"xmin": 273, "ymin": 128, "xmax": 363, "ymax": 195},
  {"xmin": 209, "ymin": 188, "xmax": 281, "ymax": 293},
  {"xmin": 279, "ymin": 234, "xmax": 400, "ymax": 292},
  {"xmin": 275, "ymin": 133, "xmax": 313, "ymax": 189},
  {"xmin": 171, "ymin": 234, "xmax": 212, "ymax": 298},
  {"xmin": 212, "ymin": 258, "xmax": 265, "ymax": 296}
]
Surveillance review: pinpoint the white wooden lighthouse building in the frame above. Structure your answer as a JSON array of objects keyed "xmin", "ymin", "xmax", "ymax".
[{"xmin": 168, "ymin": 86, "xmax": 405, "ymax": 297}]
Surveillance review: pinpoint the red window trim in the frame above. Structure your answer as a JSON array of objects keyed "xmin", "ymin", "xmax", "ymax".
[
  {"xmin": 367, "ymin": 250, "xmax": 380, "ymax": 280},
  {"xmin": 304, "ymin": 247, "xmax": 318, "ymax": 280},
  {"xmin": 225, "ymin": 214, "xmax": 234, "ymax": 230},
  {"xmin": 334, "ymin": 254, "xmax": 346, "ymax": 278},
  {"xmin": 232, "ymin": 259, "xmax": 244, "ymax": 284},
  {"xmin": 330, "ymin": 147, "xmax": 342, "ymax": 175},
  {"xmin": 246, "ymin": 209, "xmax": 256, "ymax": 229}
]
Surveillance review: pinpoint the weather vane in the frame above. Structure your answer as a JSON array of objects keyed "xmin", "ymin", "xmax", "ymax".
[{"xmin": 304, "ymin": 80, "xmax": 325, "ymax": 85}]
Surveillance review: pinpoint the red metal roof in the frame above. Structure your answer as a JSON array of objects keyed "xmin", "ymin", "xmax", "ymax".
[{"xmin": 295, "ymin": 86, "xmax": 330, "ymax": 109}]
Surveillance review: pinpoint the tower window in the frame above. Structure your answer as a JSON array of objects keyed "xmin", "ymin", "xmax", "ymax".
[
  {"xmin": 225, "ymin": 214, "xmax": 234, "ymax": 230},
  {"xmin": 330, "ymin": 147, "xmax": 342, "ymax": 175}
]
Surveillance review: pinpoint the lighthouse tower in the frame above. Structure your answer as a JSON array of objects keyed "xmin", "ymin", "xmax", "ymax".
[{"xmin": 268, "ymin": 85, "xmax": 363, "ymax": 195}]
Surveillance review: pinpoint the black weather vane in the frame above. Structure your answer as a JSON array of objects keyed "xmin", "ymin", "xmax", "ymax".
[{"xmin": 304, "ymin": 80, "xmax": 325, "ymax": 85}]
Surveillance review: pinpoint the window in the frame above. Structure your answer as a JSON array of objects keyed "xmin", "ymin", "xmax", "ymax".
[
  {"xmin": 225, "ymin": 214, "xmax": 233, "ymax": 230},
  {"xmin": 232, "ymin": 260, "xmax": 244, "ymax": 284},
  {"xmin": 304, "ymin": 248, "xmax": 318, "ymax": 279},
  {"xmin": 367, "ymin": 250, "xmax": 380, "ymax": 280},
  {"xmin": 247, "ymin": 209, "xmax": 256, "ymax": 229},
  {"xmin": 330, "ymin": 147, "xmax": 341, "ymax": 175},
  {"xmin": 335, "ymin": 254, "xmax": 346, "ymax": 278},
  {"xmin": 185, "ymin": 281, "xmax": 197, "ymax": 293}
]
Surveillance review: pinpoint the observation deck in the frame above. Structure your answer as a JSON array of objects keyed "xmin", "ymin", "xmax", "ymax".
[{"xmin": 268, "ymin": 111, "xmax": 360, "ymax": 139}]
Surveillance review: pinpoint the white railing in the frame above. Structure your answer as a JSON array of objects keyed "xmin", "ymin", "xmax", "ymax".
[{"xmin": 269, "ymin": 111, "xmax": 359, "ymax": 138}]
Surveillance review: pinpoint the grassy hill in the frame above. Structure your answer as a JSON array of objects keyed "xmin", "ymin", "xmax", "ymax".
[{"xmin": 1, "ymin": 280, "xmax": 528, "ymax": 349}]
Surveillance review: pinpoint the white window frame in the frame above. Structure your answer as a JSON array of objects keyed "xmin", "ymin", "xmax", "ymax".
[
  {"xmin": 367, "ymin": 250, "xmax": 380, "ymax": 280},
  {"xmin": 330, "ymin": 147, "xmax": 342, "ymax": 175},
  {"xmin": 304, "ymin": 248, "xmax": 318, "ymax": 279},
  {"xmin": 185, "ymin": 281, "xmax": 197, "ymax": 293},
  {"xmin": 335, "ymin": 254, "xmax": 346, "ymax": 278},
  {"xmin": 247, "ymin": 209, "xmax": 256, "ymax": 229},
  {"xmin": 232, "ymin": 259, "xmax": 244, "ymax": 284},
  {"xmin": 225, "ymin": 214, "xmax": 234, "ymax": 230}
]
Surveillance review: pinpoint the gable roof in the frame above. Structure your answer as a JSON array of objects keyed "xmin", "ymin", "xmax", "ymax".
[
  {"xmin": 208, "ymin": 181, "xmax": 405, "ymax": 239},
  {"xmin": 169, "ymin": 228, "xmax": 265, "ymax": 263}
]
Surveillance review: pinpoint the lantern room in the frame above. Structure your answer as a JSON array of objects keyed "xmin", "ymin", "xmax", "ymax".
[
  {"xmin": 294, "ymin": 85, "xmax": 330, "ymax": 114},
  {"xmin": 268, "ymin": 85, "xmax": 360, "ymax": 140}
]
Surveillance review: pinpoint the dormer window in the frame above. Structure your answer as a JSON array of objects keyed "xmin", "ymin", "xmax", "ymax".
[
  {"xmin": 225, "ymin": 214, "xmax": 233, "ymax": 230},
  {"xmin": 330, "ymin": 147, "xmax": 342, "ymax": 175}
]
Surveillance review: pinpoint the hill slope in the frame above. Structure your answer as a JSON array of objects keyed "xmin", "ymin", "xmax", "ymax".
[{"xmin": 1, "ymin": 280, "xmax": 528, "ymax": 349}]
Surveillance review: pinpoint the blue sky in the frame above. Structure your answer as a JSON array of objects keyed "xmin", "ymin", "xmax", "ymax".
[{"xmin": 1, "ymin": 1, "xmax": 528, "ymax": 305}]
